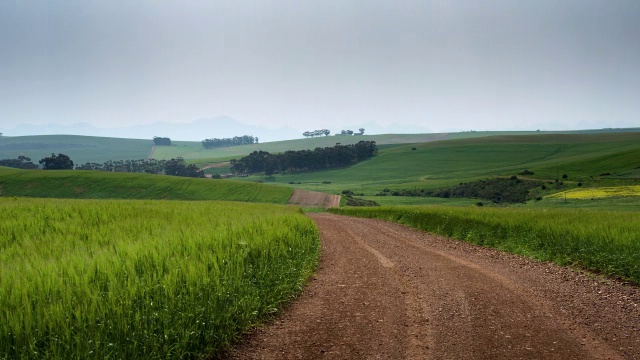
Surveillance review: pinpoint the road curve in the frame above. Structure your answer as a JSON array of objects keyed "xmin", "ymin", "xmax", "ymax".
[{"xmin": 226, "ymin": 213, "xmax": 640, "ymax": 359}]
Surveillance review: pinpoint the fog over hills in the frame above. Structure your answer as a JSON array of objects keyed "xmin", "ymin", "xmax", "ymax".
[{"xmin": 0, "ymin": 116, "xmax": 432, "ymax": 142}]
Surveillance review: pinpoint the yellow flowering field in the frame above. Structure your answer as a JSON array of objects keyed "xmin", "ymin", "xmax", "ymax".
[{"xmin": 548, "ymin": 185, "xmax": 640, "ymax": 199}]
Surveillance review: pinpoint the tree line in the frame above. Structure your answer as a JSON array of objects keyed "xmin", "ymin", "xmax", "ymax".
[
  {"xmin": 1, "ymin": 154, "xmax": 74, "ymax": 170},
  {"xmin": 338, "ymin": 128, "xmax": 365, "ymax": 136},
  {"xmin": 302, "ymin": 128, "xmax": 365, "ymax": 138},
  {"xmin": 201, "ymin": 135, "xmax": 258, "ymax": 149},
  {"xmin": 230, "ymin": 141, "xmax": 377, "ymax": 176},
  {"xmin": 76, "ymin": 158, "xmax": 204, "ymax": 177},
  {"xmin": 303, "ymin": 129, "xmax": 330, "ymax": 137},
  {"xmin": 0, "ymin": 156, "xmax": 39, "ymax": 169},
  {"xmin": 1, "ymin": 154, "xmax": 203, "ymax": 178}
]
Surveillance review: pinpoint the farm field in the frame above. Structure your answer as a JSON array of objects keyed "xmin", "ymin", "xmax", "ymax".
[
  {"xmin": 0, "ymin": 198, "xmax": 319, "ymax": 359},
  {"xmin": 548, "ymin": 185, "xmax": 640, "ymax": 199},
  {"xmin": 246, "ymin": 133, "xmax": 640, "ymax": 206},
  {"xmin": 0, "ymin": 135, "xmax": 153, "ymax": 164},
  {"xmin": 0, "ymin": 167, "xmax": 292, "ymax": 203},
  {"xmin": 153, "ymin": 128, "xmax": 640, "ymax": 162},
  {"xmin": 152, "ymin": 133, "xmax": 461, "ymax": 161},
  {"xmin": 3, "ymin": 129, "xmax": 640, "ymax": 358},
  {"xmin": 330, "ymin": 206, "xmax": 640, "ymax": 283}
]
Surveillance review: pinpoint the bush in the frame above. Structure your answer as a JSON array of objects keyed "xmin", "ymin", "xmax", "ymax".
[{"xmin": 345, "ymin": 196, "xmax": 380, "ymax": 206}]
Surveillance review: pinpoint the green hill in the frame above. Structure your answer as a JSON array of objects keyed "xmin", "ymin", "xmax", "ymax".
[
  {"xmin": 0, "ymin": 167, "xmax": 292, "ymax": 203},
  {"xmin": 2, "ymin": 128, "xmax": 639, "ymax": 166},
  {"xmin": 153, "ymin": 131, "xmax": 556, "ymax": 163},
  {"xmin": 246, "ymin": 132, "xmax": 640, "ymax": 195},
  {"xmin": 0, "ymin": 135, "xmax": 153, "ymax": 164}
]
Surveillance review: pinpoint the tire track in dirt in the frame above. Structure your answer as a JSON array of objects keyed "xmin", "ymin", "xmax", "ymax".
[
  {"xmin": 226, "ymin": 213, "xmax": 640, "ymax": 359},
  {"xmin": 147, "ymin": 145, "xmax": 156, "ymax": 159}
]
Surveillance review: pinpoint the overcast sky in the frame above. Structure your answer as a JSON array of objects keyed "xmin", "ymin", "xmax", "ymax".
[{"xmin": 1, "ymin": 0, "xmax": 639, "ymax": 135}]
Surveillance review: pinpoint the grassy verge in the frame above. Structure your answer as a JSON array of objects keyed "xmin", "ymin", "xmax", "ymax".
[
  {"xmin": 329, "ymin": 206, "xmax": 640, "ymax": 283},
  {"xmin": 0, "ymin": 198, "xmax": 320, "ymax": 359}
]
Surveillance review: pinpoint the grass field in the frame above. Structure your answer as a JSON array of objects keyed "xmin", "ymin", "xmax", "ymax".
[
  {"xmin": 250, "ymin": 133, "xmax": 640, "ymax": 197},
  {"xmin": 0, "ymin": 167, "xmax": 292, "ymax": 204},
  {"xmin": 0, "ymin": 198, "xmax": 319, "ymax": 359},
  {"xmin": 152, "ymin": 131, "xmax": 582, "ymax": 161},
  {"xmin": 0, "ymin": 135, "xmax": 153, "ymax": 164},
  {"xmin": 358, "ymin": 195, "xmax": 479, "ymax": 207},
  {"xmin": 330, "ymin": 206, "xmax": 640, "ymax": 284}
]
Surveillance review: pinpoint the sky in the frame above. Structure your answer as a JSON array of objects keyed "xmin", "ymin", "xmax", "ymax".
[{"xmin": 1, "ymin": 0, "xmax": 639, "ymax": 138}]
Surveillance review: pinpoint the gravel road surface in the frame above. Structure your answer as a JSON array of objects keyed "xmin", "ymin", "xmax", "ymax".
[{"xmin": 227, "ymin": 213, "xmax": 640, "ymax": 359}]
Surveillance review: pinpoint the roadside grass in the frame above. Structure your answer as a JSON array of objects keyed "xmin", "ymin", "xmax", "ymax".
[
  {"xmin": 0, "ymin": 168, "xmax": 292, "ymax": 204},
  {"xmin": 0, "ymin": 198, "xmax": 319, "ymax": 359},
  {"xmin": 524, "ymin": 196, "xmax": 640, "ymax": 211},
  {"xmin": 330, "ymin": 206, "xmax": 640, "ymax": 284}
]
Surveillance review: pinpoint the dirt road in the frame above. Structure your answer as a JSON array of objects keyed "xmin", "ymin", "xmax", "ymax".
[
  {"xmin": 288, "ymin": 189, "xmax": 341, "ymax": 208},
  {"xmin": 227, "ymin": 213, "xmax": 640, "ymax": 359}
]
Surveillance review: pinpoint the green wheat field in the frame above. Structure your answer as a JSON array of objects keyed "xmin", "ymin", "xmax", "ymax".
[{"xmin": 0, "ymin": 198, "xmax": 319, "ymax": 359}]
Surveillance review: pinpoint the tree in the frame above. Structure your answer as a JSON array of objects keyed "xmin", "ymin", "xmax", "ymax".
[
  {"xmin": 39, "ymin": 153, "xmax": 74, "ymax": 170},
  {"xmin": 0, "ymin": 156, "xmax": 38, "ymax": 169},
  {"xmin": 153, "ymin": 137, "xmax": 172, "ymax": 146},
  {"xmin": 358, "ymin": 128, "xmax": 365, "ymax": 135}
]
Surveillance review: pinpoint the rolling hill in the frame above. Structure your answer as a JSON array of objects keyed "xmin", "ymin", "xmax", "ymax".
[
  {"xmin": 0, "ymin": 135, "xmax": 154, "ymax": 164},
  {"xmin": 242, "ymin": 132, "xmax": 640, "ymax": 196},
  {"xmin": 0, "ymin": 167, "xmax": 292, "ymax": 203}
]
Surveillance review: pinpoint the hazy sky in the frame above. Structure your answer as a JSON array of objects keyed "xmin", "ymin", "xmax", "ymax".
[{"xmin": 1, "ymin": 0, "xmax": 639, "ymax": 134}]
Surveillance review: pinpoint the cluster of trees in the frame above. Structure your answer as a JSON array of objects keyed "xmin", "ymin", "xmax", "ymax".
[
  {"xmin": 39, "ymin": 153, "xmax": 74, "ymax": 170},
  {"xmin": 201, "ymin": 135, "xmax": 258, "ymax": 149},
  {"xmin": 303, "ymin": 129, "xmax": 330, "ymax": 137},
  {"xmin": 337, "ymin": 128, "xmax": 365, "ymax": 136},
  {"xmin": 230, "ymin": 141, "xmax": 377, "ymax": 176},
  {"xmin": 377, "ymin": 177, "xmax": 543, "ymax": 204},
  {"xmin": 76, "ymin": 159, "xmax": 165, "ymax": 173},
  {"xmin": 153, "ymin": 137, "xmax": 172, "ymax": 146},
  {"xmin": 76, "ymin": 158, "xmax": 204, "ymax": 178},
  {"xmin": 0, "ymin": 153, "xmax": 203, "ymax": 178},
  {"xmin": 0, "ymin": 156, "xmax": 38, "ymax": 169}
]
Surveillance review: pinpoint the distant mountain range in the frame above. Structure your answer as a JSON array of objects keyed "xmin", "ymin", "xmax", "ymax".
[{"xmin": 0, "ymin": 116, "xmax": 433, "ymax": 142}]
